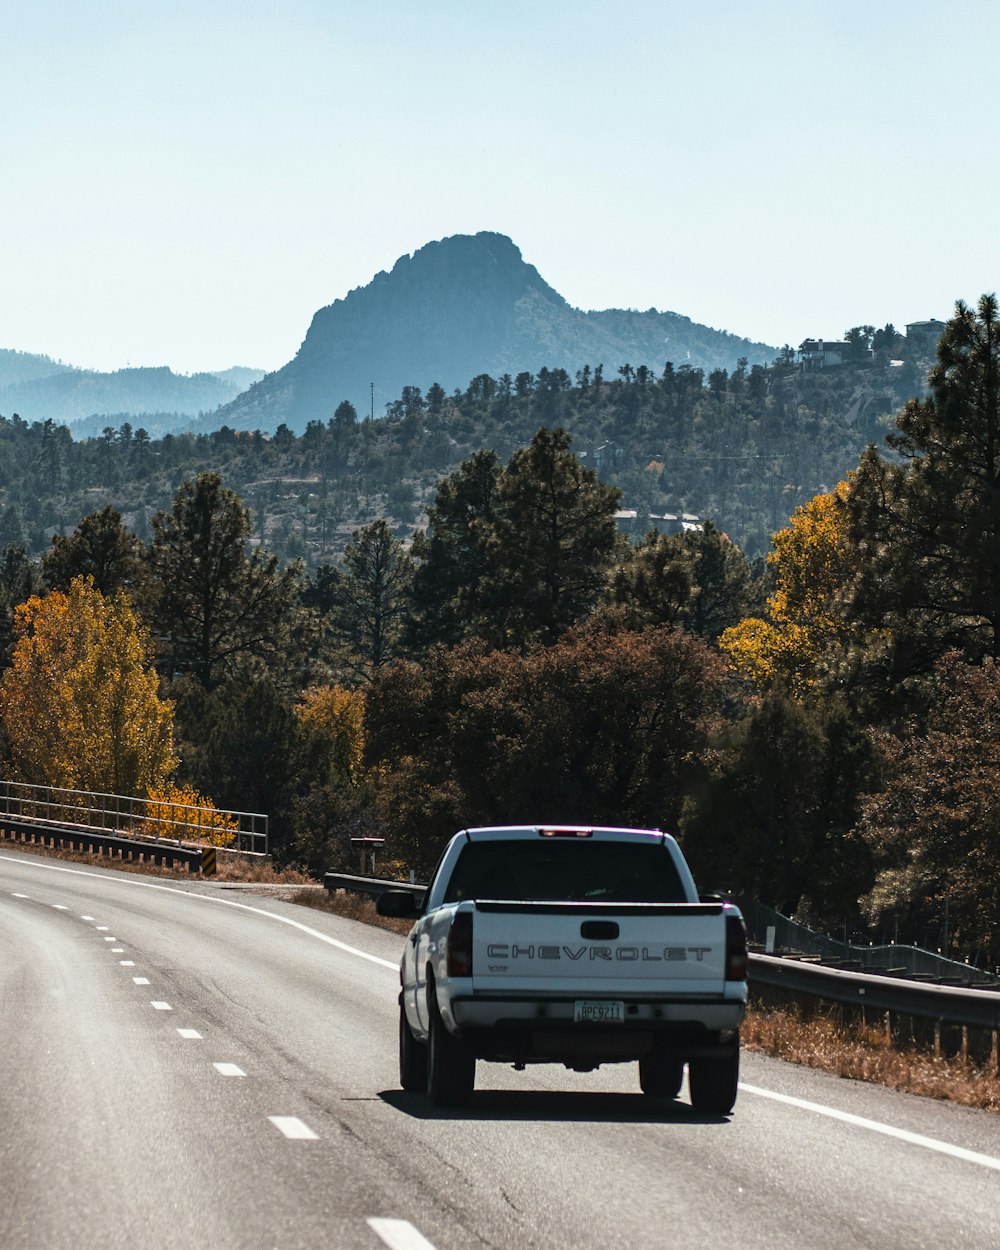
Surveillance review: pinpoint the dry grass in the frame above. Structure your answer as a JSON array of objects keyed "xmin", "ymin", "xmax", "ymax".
[
  {"xmin": 0, "ymin": 833, "xmax": 312, "ymax": 884},
  {"xmin": 744, "ymin": 1003, "xmax": 1000, "ymax": 1113},
  {"xmin": 291, "ymin": 885, "xmax": 414, "ymax": 935}
]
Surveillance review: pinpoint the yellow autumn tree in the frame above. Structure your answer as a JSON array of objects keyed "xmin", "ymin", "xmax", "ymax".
[
  {"xmin": 720, "ymin": 482, "xmax": 854, "ymax": 695},
  {"xmin": 295, "ymin": 685, "xmax": 367, "ymax": 785},
  {"xmin": 0, "ymin": 576, "xmax": 177, "ymax": 794}
]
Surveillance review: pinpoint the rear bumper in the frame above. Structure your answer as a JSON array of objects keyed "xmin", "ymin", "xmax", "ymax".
[{"xmin": 447, "ymin": 994, "xmax": 744, "ymax": 1064}]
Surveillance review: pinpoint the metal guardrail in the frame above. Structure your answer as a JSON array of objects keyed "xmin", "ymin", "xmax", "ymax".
[
  {"xmin": 736, "ymin": 895, "xmax": 999, "ymax": 987},
  {"xmin": 749, "ymin": 953, "xmax": 1000, "ymax": 1032},
  {"xmin": 0, "ymin": 817, "xmax": 206, "ymax": 872},
  {"xmin": 0, "ymin": 779, "xmax": 268, "ymax": 855},
  {"xmin": 324, "ymin": 872, "xmax": 425, "ymax": 901}
]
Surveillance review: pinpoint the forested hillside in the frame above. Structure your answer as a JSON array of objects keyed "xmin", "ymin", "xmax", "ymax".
[{"xmin": 0, "ymin": 332, "xmax": 928, "ymax": 564}]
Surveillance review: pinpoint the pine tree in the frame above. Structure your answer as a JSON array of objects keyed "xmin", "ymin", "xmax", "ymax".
[
  {"xmin": 846, "ymin": 294, "xmax": 1000, "ymax": 673},
  {"xmin": 480, "ymin": 427, "xmax": 621, "ymax": 647},
  {"xmin": 43, "ymin": 505, "xmax": 146, "ymax": 597},
  {"xmin": 146, "ymin": 473, "xmax": 307, "ymax": 689}
]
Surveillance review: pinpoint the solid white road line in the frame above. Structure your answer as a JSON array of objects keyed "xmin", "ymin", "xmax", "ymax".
[
  {"xmin": 740, "ymin": 1084, "xmax": 1000, "ymax": 1172},
  {"xmin": 268, "ymin": 1116, "xmax": 318, "ymax": 1140},
  {"xmin": 151, "ymin": 1001, "xmax": 172, "ymax": 1011},
  {"xmin": 213, "ymin": 1063, "xmax": 245, "ymax": 1077},
  {"xmin": 177, "ymin": 1029, "xmax": 202, "ymax": 1039},
  {"xmin": 0, "ymin": 855, "xmax": 399, "ymax": 971},
  {"xmin": 367, "ymin": 1217, "xmax": 439, "ymax": 1250}
]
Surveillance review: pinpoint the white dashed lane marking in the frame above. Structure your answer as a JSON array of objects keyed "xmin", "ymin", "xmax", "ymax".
[
  {"xmin": 367, "ymin": 1218, "xmax": 439, "ymax": 1250},
  {"xmin": 268, "ymin": 1117, "xmax": 318, "ymax": 1140},
  {"xmin": 95, "ymin": 926, "xmax": 109, "ymax": 931},
  {"xmin": 132, "ymin": 977, "xmax": 150, "ymax": 985},
  {"xmin": 213, "ymin": 1063, "xmax": 245, "ymax": 1077},
  {"xmin": 151, "ymin": 1001, "xmax": 172, "ymax": 1011},
  {"xmin": 12, "ymin": 893, "xmax": 29, "ymax": 898},
  {"xmin": 52, "ymin": 904, "xmax": 69, "ymax": 910},
  {"xmin": 177, "ymin": 1029, "xmax": 202, "ymax": 1040},
  {"xmin": 119, "ymin": 960, "xmax": 135, "ymax": 966}
]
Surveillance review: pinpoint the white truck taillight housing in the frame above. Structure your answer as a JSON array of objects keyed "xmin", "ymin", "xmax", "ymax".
[
  {"xmin": 725, "ymin": 913, "xmax": 748, "ymax": 982},
  {"xmin": 446, "ymin": 910, "xmax": 474, "ymax": 977}
]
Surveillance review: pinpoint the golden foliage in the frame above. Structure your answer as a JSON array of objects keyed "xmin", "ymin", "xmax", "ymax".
[
  {"xmin": 720, "ymin": 483, "xmax": 853, "ymax": 694},
  {"xmin": 142, "ymin": 783, "xmax": 239, "ymax": 847},
  {"xmin": 295, "ymin": 685, "xmax": 367, "ymax": 784},
  {"xmin": 0, "ymin": 577, "xmax": 177, "ymax": 793}
]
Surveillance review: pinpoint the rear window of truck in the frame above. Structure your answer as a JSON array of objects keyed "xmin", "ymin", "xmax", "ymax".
[{"xmin": 443, "ymin": 839, "xmax": 686, "ymax": 904}]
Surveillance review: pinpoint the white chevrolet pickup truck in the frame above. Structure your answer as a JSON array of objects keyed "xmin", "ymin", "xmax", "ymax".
[{"xmin": 376, "ymin": 825, "xmax": 747, "ymax": 1112}]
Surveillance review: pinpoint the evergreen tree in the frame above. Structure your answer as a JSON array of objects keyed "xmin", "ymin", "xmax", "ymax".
[
  {"xmin": 846, "ymin": 295, "xmax": 1000, "ymax": 677},
  {"xmin": 405, "ymin": 449, "xmax": 501, "ymax": 650},
  {"xmin": 146, "ymin": 472, "xmax": 307, "ymax": 689},
  {"xmin": 480, "ymin": 427, "xmax": 621, "ymax": 647},
  {"xmin": 43, "ymin": 505, "xmax": 146, "ymax": 598},
  {"xmin": 325, "ymin": 519, "xmax": 411, "ymax": 682},
  {"xmin": 0, "ymin": 543, "xmax": 43, "ymax": 666},
  {"xmin": 606, "ymin": 531, "xmax": 693, "ymax": 630}
]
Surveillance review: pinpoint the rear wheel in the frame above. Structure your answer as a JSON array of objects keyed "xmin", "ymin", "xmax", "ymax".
[
  {"xmin": 688, "ymin": 1047, "xmax": 739, "ymax": 1114},
  {"xmin": 638, "ymin": 1055, "xmax": 684, "ymax": 1098},
  {"xmin": 427, "ymin": 990, "xmax": 475, "ymax": 1107},
  {"xmin": 399, "ymin": 1003, "xmax": 427, "ymax": 1092}
]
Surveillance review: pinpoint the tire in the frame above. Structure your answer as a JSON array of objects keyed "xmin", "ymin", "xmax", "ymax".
[
  {"xmin": 399, "ymin": 1003, "xmax": 428, "ymax": 1092},
  {"xmin": 688, "ymin": 1047, "xmax": 740, "ymax": 1115},
  {"xmin": 638, "ymin": 1055, "xmax": 684, "ymax": 1099},
  {"xmin": 427, "ymin": 990, "xmax": 476, "ymax": 1107}
]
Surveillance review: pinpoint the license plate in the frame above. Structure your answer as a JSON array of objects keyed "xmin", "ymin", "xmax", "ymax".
[{"xmin": 574, "ymin": 999, "xmax": 625, "ymax": 1024}]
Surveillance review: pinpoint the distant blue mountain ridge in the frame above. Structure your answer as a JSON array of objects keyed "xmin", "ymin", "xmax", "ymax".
[{"xmin": 0, "ymin": 351, "xmax": 264, "ymax": 432}]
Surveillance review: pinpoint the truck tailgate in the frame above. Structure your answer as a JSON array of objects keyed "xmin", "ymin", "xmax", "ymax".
[{"xmin": 471, "ymin": 901, "xmax": 729, "ymax": 996}]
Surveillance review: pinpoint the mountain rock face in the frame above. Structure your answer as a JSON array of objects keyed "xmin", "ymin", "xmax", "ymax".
[{"xmin": 217, "ymin": 232, "xmax": 777, "ymax": 432}]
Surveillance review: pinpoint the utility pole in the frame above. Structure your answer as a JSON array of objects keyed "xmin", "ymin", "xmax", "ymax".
[{"xmin": 370, "ymin": 382, "xmax": 374, "ymax": 422}]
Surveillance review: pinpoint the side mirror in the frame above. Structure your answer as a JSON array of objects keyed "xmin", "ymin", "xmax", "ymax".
[{"xmin": 376, "ymin": 889, "xmax": 423, "ymax": 919}]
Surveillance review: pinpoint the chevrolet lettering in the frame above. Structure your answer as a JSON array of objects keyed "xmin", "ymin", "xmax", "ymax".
[
  {"xmin": 376, "ymin": 825, "xmax": 748, "ymax": 1113},
  {"xmin": 485, "ymin": 944, "xmax": 715, "ymax": 961}
]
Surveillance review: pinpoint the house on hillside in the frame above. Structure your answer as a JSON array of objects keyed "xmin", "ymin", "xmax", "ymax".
[
  {"xmin": 615, "ymin": 510, "xmax": 703, "ymax": 542},
  {"xmin": 798, "ymin": 339, "xmax": 851, "ymax": 369},
  {"xmin": 905, "ymin": 320, "xmax": 947, "ymax": 354}
]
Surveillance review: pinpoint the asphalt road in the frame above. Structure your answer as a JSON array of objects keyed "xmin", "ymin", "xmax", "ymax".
[{"xmin": 2, "ymin": 846, "xmax": 998, "ymax": 1250}]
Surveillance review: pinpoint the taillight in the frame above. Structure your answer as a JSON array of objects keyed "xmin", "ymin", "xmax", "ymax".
[
  {"xmin": 725, "ymin": 913, "xmax": 748, "ymax": 981},
  {"xmin": 446, "ymin": 910, "xmax": 474, "ymax": 977},
  {"xmin": 539, "ymin": 826, "xmax": 593, "ymax": 837}
]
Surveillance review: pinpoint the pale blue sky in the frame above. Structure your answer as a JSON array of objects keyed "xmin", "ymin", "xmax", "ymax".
[{"xmin": 2, "ymin": 1, "xmax": 996, "ymax": 375}]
